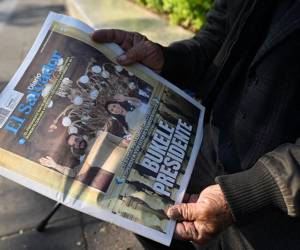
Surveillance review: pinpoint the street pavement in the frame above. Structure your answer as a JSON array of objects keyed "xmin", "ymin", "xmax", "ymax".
[
  {"xmin": 0, "ymin": 0, "xmax": 143, "ymax": 249},
  {"xmin": 66, "ymin": 0, "xmax": 192, "ymax": 46}
]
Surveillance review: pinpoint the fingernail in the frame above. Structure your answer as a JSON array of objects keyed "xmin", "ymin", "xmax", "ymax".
[
  {"xmin": 117, "ymin": 54, "xmax": 127, "ymax": 62},
  {"xmin": 167, "ymin": 207, "xmax": 182, "ymax": 220}
]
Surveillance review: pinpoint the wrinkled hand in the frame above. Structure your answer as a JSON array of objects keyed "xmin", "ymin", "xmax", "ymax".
[
  {"xmin": 39, "ymin": 156, "xmax": 57, "ymax": 169},
  {"xmin": 91, "ymin": 29, "xmax": 164, "ymax": 72},
  {"xmin": 166, "ymin": 185, "xmax": 233, "ymax": 245}
]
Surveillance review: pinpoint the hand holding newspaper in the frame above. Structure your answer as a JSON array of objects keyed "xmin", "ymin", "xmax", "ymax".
[{"xmin": 0, "ymin": 12, "xmax": 204, "ymax": 245}]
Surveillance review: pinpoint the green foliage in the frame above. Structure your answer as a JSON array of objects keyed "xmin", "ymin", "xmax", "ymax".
[
  {"xmin": 146, "ymin": 0, "xmax": 164, "ymax": 12},
  {"xmin": 134, "ymin": 0, "xmax": 213, "ymax": 31},
  {"xmin": 135, "ymin": 0, "xmax": 163, "ymax": 12}
]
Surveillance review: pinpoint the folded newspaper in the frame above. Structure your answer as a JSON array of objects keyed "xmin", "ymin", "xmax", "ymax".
[{"xmin": 0, "ymin": 12, "xmax": 204, "ymax": 245}]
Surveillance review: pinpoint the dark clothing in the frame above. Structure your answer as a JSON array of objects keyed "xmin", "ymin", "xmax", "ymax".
[
  {"xmin": 212, "ymin": 0, "xmax": 297, "ymax": 173},
  {"xmin": 159, "ymin": 0, "xmax": 300, "ymax": 249},
  {"xmin": 213, "ymin": 0, "xmax": 275, "ymax": 174},
  {"xmin": 137, "ymin": 145, "xmax": 300, "ymax": 250}
]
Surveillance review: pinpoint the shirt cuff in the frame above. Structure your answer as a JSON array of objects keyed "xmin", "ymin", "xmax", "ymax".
[{"xmin": 215, "ymin": 162, "xmax": 287, "ymax": 222}]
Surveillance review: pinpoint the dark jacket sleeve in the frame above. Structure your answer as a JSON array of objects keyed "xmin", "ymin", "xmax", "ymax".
[
  {"xmin": 216, "ymin": 139, "xmax": 300, "ymax": 221},
  {"xmin": 160, "ymin": 0, "xmax": 228, "ymax": 91}
]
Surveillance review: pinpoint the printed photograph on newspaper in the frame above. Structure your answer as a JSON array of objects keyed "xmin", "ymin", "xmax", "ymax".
[{"xmin": 0, "ymin": 12, "xmax": 204, "ymax": 245}]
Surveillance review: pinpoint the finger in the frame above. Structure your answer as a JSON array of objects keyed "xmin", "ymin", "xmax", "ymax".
[
  {"xmin": 177, "ymin": 221, "xmax": 214, "ymax": 245},
  {"xmin": 189, "ymin": 194, "xmax": 200, "ymax": 203},
  {"xmin": 92, "ymin": 29, "xmax": 131, "ymax": 47},
  {"xmin": 120, "ymin": 35, "xmax": 135, "ymax": 50},
  {"xmin": 193, "ymin": 223, "xmax": 214, "ymax": 245},
  {"xmin": 166, "ymin": 203, "xmax": 200, "ymax": 221},
  {"xmin": 117, "ymin": 42, "xmax": 147, "ymax": 65},
  {"xmin": 176, "ymin": 222, "xmax": 214, "ymax": 245},
  {"xmin": 174, "ymin": 221, "xmax": 198, "ymax": 241}
]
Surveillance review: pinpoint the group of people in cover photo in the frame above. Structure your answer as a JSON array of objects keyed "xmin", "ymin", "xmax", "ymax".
[{"xmin": 38, "ymin": 54, "xmax": 153, "ymax": 191}]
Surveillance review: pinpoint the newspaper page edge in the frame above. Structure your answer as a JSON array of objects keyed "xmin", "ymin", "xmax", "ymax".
[{"xmin": 0, "ymin": 12, "xmax": 205, "ymax": 246}]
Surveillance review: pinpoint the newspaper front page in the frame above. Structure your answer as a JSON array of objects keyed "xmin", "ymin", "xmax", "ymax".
[{"xmin": 0, "ymin": 12, "xmax": 205, "ymax": 245}]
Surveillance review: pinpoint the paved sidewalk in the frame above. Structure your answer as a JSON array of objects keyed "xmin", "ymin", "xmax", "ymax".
[
  {"xmin": 66, "ymin": 0, "xmax": 193, "ymax": 46},
  {"xmin": 0, "ymin": 177, "xmax": 143, "ymax": 250}
]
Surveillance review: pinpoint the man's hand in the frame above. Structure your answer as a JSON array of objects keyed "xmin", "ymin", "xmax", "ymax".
[
  {"xmin": 91, "ymin": 29, "xmax": 164, "ymax": 72},
  {"xmin": 166, "ymin": 184, "xmax": 233, "ymax": 245}
]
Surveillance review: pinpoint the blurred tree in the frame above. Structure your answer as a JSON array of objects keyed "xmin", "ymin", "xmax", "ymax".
[{"xmin": 134, "ymin": 0, "xmax": 213, "ymax": 32}]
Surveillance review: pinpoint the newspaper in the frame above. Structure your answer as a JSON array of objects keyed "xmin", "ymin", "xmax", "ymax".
[{"xmin": 0, "ymin": 12, "xmax": 205, "ymax": 245}]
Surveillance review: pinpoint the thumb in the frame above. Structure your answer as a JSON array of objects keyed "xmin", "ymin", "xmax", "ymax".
[
  {"xmin": 166, "ymin": 203, "xmax": 200, "ymax": 221},
  {"xmin": 117, "ymin": 42, "xmax": 147, "ymax": 65},
  {"xmin": 91, "ymin": 29, "xmax": 127, "ymax": 44}
]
